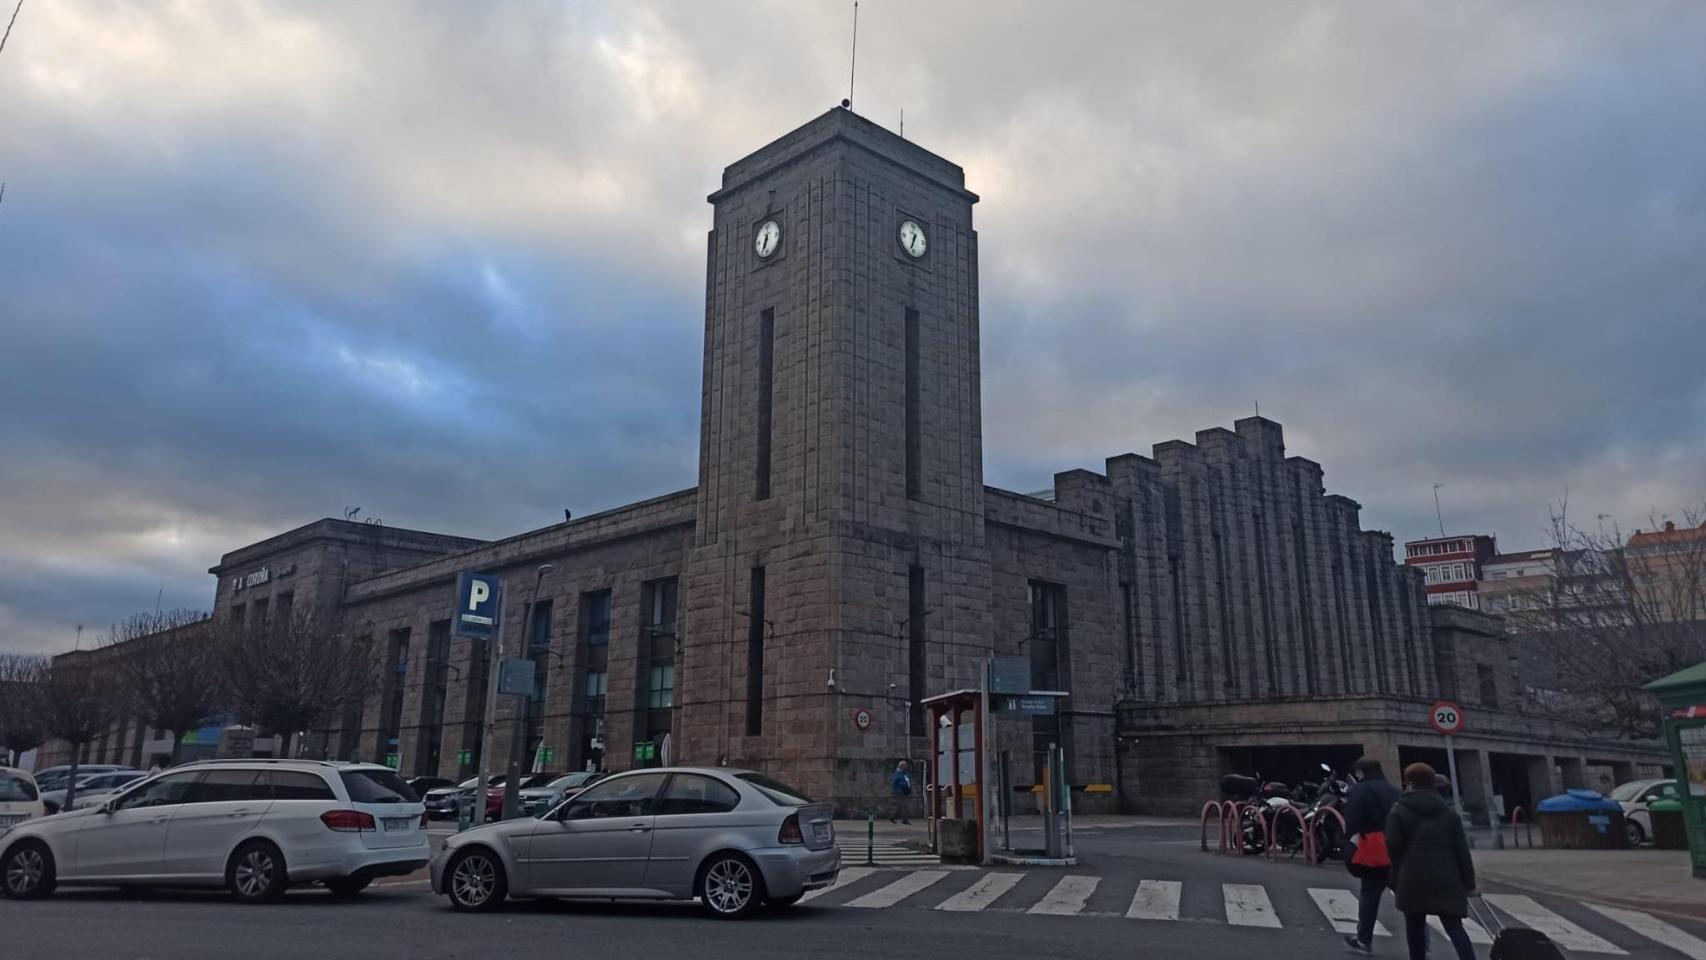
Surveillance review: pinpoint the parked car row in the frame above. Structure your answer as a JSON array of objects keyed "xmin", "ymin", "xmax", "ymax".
[
  {"xmin": 28, "ymin": 766, "xmax": 148, "ymax": 815},
  {"xmin": 1, "ymin": 763, "xmax": 839, "ymax": 919},
  {"xmin": 419, "ymin": 772, "xmax": 603, "ymax": 822}
]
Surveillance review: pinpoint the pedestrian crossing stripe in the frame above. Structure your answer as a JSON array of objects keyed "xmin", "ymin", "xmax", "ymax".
[
  {"xmin": 1307, "ymin": 887, "xmax": 1390, "ymax": 937},
  {"xmin": 1222, "ymin": 883, "xmax": 1281, "ymax": 928},
  {"xmin": 845, "ymin": 869, "xmax": 949, "ymax": 909},
  {"xmin": 1485, "ymin": 894, "xmax": 1627, "ymax": 955},
  {"xmin": 1429, "ymin": 914, "xmax": 1493, "ymax": 945},
  {"xmin": 1583, "ymin": 901, "xmax": 1706, "ymax": 960},
  {"xmin": 1126, "ymin": 879, "xmax": 1180, "ymax": 921},
  {"xmin": 804, "ymin": 869, "xmax": 1680, "ymax": 956},
  {"xmin": 935, "ymin": 871, "xmax": 1022, "ymax": 912},
  {"xmin": 1027, "ymin": 876, "xmax": 1099, "ymax": 916}
]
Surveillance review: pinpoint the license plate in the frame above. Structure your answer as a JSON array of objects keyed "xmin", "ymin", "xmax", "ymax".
[
  {"xmin": 0, "ymin": 816, "xmax": 21, "ymax": 828},
  {"xmin": 382, "ymin": 817, "xmax": 413, "ymax": 832}
]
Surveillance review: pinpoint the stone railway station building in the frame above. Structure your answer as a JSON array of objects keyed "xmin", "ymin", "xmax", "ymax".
[{"xmin": 47, "ymin": 109, "xmax": 1664, "ymax": 815}]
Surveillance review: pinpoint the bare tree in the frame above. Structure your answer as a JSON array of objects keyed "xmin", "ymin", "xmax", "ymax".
[
  {"xmin": 219, "ymin": 609, "xmax": 377, "ymax": 758},
  {"xmin": 1507, "ymin": 498, "xmax": 1706, "ymax": 738},
  {"xmin": 41, "ymin": 652, "xmax": 119, "ymax": 808},
  {"xmin": 104, "ymin": 609, "xmax": 226, "ymax": 765},
  {"xmin": 0, "ymin": 653, "xmax": 47, "ymax": 766}
]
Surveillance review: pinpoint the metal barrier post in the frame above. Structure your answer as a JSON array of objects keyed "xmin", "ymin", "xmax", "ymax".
[{"xmin": 867, "ymin": 811, "xmax": 876, "ymax": 866}]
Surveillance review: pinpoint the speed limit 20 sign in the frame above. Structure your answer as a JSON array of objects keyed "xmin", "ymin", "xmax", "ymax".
[{"xmin": 1429, "ymin": 701, "xmax": 1465, "ymax": 736}]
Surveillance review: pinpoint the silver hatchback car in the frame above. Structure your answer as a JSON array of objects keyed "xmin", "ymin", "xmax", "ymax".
[{"xmin": 431, "ymin": 767, "xmax": 838, "ymax": 918}]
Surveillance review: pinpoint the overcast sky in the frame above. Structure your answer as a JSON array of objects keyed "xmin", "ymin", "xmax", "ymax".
[{"xmin": 2, "ymin": 1, "xmax": 1703, "ymax": 656}]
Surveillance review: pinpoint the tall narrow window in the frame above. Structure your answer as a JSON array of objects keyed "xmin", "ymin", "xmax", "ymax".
[
  {"xmin": 523, "ymin": 599, "xmax": 553, "ymax": 769},
  {"xmin": 415, "ymin": 619, "xmax": 451, "ymax": 776},
  {"xmin": 636, "ymin": 578, "xmax": 678, "ymax": 765},
  {"xmin": 1120, "ymin": 582, "xmax": 1137, "ymax": 697},
  {"xmin": 341, "ymin": 634, "xmax": 372, "ymax": 761},
  {"xmin": 908, "ymin": 566, "xmax": 927, "ymax": 736},
  {"xmin": 746, "ymin": 567, "xmax": 766, "ymax": 736},
  {"xmin": 458, "ymin": 636, "xmax": 488, "ymax": 775},
  {"xmin": 575, "ymin": 591, "xmax": 612, "ymax": 772},
  {"xmin": 905, "ymin": 307, "xmax": 922, "ymax": 500},
  {"xmin": 1028, "ymin": 582, "xmax": 1067, "ymax": 783},
  {"xmin": 755, "ymin": 307, "xmax": 775, "ymax": 500},
  {"xmin": 380, "ymin": 627, "xmax": 410, "ymax": 767}
]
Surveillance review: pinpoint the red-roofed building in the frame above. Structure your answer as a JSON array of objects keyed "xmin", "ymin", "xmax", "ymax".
[{"xmin": 1403, "ymin": 534, "xmax": 1498, "ymax": 609}]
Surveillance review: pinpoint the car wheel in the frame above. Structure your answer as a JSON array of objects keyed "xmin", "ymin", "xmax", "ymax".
[
  {"xmin": 2, "ymin": 841, "xmax": 57, "ymax": 900},
  {"xmin": 699, "ymin": 852, "xmax": 765, "ymax": 920},
  {"xmin": 325, "ymin": 875, "xmax": 373, "ymax": 898},
  {"xmin": 446, "ymin": 848, "xmax": 507, "ymax": 912},
  {"xmin": 227, "ymin": 841, "xmax": 288, "ymax": 903},
  {"xmin": 1627, "ymin": 820, "xmax": 1647, "ymax": 847}
]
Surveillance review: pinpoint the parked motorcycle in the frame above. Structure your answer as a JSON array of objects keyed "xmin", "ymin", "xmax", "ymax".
[
  {"xmin": 1305, "ymin": 763, "xmax": 1350, "ymax": 861},
  {"xmin": 1221, "ymin": 774, "xmax": 1305, "ymax": 856}
]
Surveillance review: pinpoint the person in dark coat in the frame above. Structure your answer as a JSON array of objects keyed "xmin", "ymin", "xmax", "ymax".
[
  {"xmin": 1341, "ymin": 757, "xmax": 1401, "ymax": 955},
  {"xmin": 1386, "ymin": 762, "xmax": 1477, "ymax": 960}
]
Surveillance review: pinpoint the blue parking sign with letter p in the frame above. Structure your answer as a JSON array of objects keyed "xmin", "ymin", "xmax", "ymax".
[{"xmin": 454, "ymin": 571, "xmax": 504, "ymax": 639}]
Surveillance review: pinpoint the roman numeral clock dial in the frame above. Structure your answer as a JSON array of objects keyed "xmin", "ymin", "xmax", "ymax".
[{"xmin": 898, "ymin": 218, "xmax": 927, "ymax": 259}]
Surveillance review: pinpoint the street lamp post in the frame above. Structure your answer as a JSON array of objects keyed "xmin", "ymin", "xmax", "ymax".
[{"xmin": 501, "ymin": 563, "xmax": 554, "ymax": 820}]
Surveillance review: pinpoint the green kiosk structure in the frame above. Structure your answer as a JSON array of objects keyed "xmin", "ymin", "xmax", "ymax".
[{"xmin": 1645, "ymin": 661, "xmax": 1706, "ymax": 877}]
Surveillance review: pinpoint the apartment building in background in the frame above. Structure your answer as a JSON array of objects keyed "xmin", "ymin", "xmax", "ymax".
[{"xmin": 1403, "ymin": 534, "xmax": 1498, "ymax": 609}]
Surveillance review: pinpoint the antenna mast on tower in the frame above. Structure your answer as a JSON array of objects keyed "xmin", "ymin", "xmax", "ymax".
[{"xmin": 847, "ymin": 2, "xmax": 859, "ymax": 110}]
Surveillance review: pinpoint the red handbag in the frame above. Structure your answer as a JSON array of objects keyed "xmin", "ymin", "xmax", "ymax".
[{"xmin": 1350, "ymin": 831, "xmax": 1390, "ymax": 868}]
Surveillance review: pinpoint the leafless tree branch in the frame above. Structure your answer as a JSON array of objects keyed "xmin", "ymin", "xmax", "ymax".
[
  {"xmin": 1506, "ymin": 498, "xmax": 1706, "ymax": 738},
  {"xmin": 218, "ymin": 608, "xmax": 377, "ymax": 758},
  {"xmin": 102, "ymin": 608, "xmax": 225, "ymax": 764},
  {"xmin": 0, "ymin": 652, "xmax": 47, "ymax": 764}
]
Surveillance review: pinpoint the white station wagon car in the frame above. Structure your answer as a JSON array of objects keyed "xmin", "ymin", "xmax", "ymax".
[
  {"xmin": 0, "ymin": 759, "xmax": 428, "ymax": 902},
  {"xmin": 431, "ymin": 767, "xmax": 839, "ymax": 918},
  {"xmin": 0, "ymin": 768, "xmax": 44, "ymax": 836}
]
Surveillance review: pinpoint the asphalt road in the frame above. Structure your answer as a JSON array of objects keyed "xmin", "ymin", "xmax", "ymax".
[{"xmin": 5, "ymin": 823, "xmax": 1704, "ymax": 960}]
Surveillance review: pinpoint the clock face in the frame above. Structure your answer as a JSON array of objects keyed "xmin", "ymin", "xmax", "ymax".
[
  {"xmin": 754, "ymin": 219, "xmax": 781, "ymax": 259},
  {"xmin": 898, "ymin": 219, "xmax": 927, "ymax": 259}
]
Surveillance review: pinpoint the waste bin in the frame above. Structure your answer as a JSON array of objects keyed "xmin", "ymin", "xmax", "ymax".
[
  {"xmin": 1536, "ymin": 789, "xmax": 1628, "ymax": 850},
  {"xmin": 938, "ymin": 818, "xmax": 979, "ymax": 863},
  {"xmin": 1649, "ymin": 799, "xmax": 1688, "ymax": 850}
]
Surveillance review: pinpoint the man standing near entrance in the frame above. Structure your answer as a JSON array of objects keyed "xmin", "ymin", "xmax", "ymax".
[
  {"xmin": 1342, "ymin": 756, "xmax": 1400, "ymax": 955},
  {"xmin": 889, "ymin": 759, "xmax": 913, "ymax": 824}
]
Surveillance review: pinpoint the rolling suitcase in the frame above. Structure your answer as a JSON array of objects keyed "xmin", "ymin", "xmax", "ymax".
[{"xmin": 1473, "ymin": 896, "xmax": 1566, "ymax": 960}]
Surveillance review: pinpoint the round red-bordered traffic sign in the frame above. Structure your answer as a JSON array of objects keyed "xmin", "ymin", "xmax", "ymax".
[
  {"xmin": 852, "ymin": 707, "xmax": 873, "ymax": 731},
  {"xmin": 1429, "ymin": 701, "xmax": 1465, "ymax": 736}
]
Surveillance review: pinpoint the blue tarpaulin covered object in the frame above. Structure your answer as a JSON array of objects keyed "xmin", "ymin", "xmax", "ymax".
[{"xmin": 1536, "ymin": 789, "xmax": 1622, "ymax": 813}]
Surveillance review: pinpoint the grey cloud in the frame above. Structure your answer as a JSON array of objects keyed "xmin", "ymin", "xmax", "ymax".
[{"xmin": 1, "ymin": 1, "xmax": 1703, "ymax": 653}]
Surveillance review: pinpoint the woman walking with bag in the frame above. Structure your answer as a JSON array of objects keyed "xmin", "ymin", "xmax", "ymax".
[
  {"xmin": 1386, "ymin": 762, "xmax": 1478, "ymax": 960},
  {"xmin": 1341, "ymin": 757, "xmax": 1400, "ymax": 955}
]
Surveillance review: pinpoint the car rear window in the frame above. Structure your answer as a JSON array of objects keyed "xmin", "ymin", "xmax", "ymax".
[
  {"xmin": 268, "ymin": 770, "xmax": 336, "ymax": 801},
  {"xmin": 340, "ymin": 769, "xmax": 417, "ymax": 803},
  {"xmin": 1608, "ymin": 782, "xmax": 1650, "ymax": 801},
  {"xmin": 736, "ymin": 773, "xmax": 813, "ymax": 806},
  {"xmin": 0, "ymin": 774, "xmax": 38, "ymax": 802}
]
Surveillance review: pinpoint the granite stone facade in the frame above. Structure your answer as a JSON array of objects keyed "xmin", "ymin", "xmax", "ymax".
[{"xmin": 47, "ymin": 108, "xmax": 1664, "ymax": 814}]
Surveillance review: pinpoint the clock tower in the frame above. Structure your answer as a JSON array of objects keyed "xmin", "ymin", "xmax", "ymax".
[{"xmin": 678, "ymin": 107, "xmax": 994, "ymax": 806}]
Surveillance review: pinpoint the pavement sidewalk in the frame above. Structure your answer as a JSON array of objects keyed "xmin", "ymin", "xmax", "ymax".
[{"xmin": 1474, "ymin": 847, "xmax": 1706, "ymax": 919}]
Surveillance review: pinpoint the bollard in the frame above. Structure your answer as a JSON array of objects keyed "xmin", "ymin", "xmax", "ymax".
[{"xmin": 867, "ymin": 812, "xmax": 876, "ymax": 866}]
